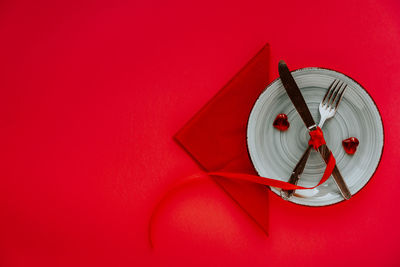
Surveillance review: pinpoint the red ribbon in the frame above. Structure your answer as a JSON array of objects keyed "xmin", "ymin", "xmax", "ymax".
[
  {"xmin": 208, "ymin": 126, "xmax": 335, "ymax": 190},
  {"xmin": 149, "ymin": 127, "xmax": 336, "ymax": 247}
]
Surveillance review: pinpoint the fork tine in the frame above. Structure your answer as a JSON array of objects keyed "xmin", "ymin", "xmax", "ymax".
[
  {"xmin": 322, "ymin": 79, "xmax": 338, "ymax": 105},
  {"xmin": 328, "ymin": 81, "xmax": 344, "ymax": 107},
  {"xmin": 325, "ymin": 79, "xmax": 341, "ymax": 105},
  {"xmin": 334, "ymin": 84, "xmax": 347, "ymax": 110}
]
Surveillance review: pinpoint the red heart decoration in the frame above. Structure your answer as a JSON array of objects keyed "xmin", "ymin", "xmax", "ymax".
[
  {"xmin": 342, "ymin": 137, "xmax": 359, "ymax": 155},
  {"xmin": 273, "ymin": 113, "xmax": 290, "ymax": 131}
]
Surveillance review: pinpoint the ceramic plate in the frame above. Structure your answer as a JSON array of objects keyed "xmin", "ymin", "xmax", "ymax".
[{"xmin": 247, "ymin": 68, "xmax": 384, "ymax": 206}]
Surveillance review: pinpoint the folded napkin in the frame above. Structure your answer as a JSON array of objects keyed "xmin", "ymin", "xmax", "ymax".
[{"xmin": 174, "ymin": 44, "xmax": 271, "ymax": 235}]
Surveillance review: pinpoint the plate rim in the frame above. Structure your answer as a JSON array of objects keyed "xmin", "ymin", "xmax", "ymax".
[{"xmin": 246, "ymin": 66, "xmax": 385, "ymax": 207}]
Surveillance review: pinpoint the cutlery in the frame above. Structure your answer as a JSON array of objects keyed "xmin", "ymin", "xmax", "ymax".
[
  {"xmin": 278, "ymin": 60, "xmax": 352, "ymax": 200},
  {"xmin": 282, "ymin": 79, "xmax": 347, "ymax": 199}
]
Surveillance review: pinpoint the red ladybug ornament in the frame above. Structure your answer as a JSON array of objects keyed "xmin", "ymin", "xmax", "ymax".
[
  {"xmin": 342, "ymin": 137, "xmax": 359, "ymax": 155},
  {"xmin": 273, "ymin": 113, "xmax": 290, "ymax": 131}
]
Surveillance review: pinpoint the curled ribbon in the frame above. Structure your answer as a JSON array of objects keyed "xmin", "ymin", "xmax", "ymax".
[
  {"xmin": 209, "ymin": 126, "xmax": 335, "ymax": 190},
  {"xmin": 149, "ymin": 127, "xmax": 335, "ymax": 247}
]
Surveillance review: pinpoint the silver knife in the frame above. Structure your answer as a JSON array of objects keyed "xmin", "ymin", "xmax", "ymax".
[{"xmin": 278, "ymin": 60, "xmax": 351, "ymax": 200}]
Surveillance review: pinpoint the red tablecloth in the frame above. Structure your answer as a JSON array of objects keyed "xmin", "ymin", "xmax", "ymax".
[{"xmin": 1, "ymin": 0, "xmax": 400, "ymax": 266}]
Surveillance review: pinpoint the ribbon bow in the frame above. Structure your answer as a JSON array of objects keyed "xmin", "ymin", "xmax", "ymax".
[{"xmin": 308, "ymin": 126, "xmax": 326, "ymax": 150}]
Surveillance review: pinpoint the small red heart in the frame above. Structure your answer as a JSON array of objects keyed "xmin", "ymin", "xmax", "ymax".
[
  {"xmin": 273, "ymin": 113, "xmax": 290, "ymax": 131},
  {"xmin": 342, "ymin": 137, "xmax": 359, "ymax": 155}
]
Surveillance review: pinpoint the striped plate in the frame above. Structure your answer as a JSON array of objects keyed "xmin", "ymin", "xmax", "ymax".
[{"xmin": 247, "ymin": 68, "xmax": 384, "ymax": 206}]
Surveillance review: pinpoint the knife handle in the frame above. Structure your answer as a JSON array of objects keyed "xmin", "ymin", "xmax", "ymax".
[
  {"xmin": 281, "ymin": 145, "xmax": 313, "ymax": 199},
  {"xmin": 318, "ymin": 144, "xmax": 352, "ymax": 200}
]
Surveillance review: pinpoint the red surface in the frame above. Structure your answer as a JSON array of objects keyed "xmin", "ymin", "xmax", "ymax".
[{"xmin": 1, "ymin": 0, "xmax": 400, "ymax": 266}]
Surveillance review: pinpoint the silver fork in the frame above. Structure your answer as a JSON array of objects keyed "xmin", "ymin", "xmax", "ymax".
[
  {"xmin": 281, "ymin": 79, "xmax": 347, "ymax": 199},
  {"xmin": 318, "ymin": 80, "xmax": 347, "ymax": 128}
]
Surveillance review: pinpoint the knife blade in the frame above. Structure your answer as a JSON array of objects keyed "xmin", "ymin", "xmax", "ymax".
[
  {"xmin": 278, "ymin": 61, "xmax": 316, "ymax": 130},
  {"xmin": 278, "ymin": 60, "xmax": 352, "ymax": 200}
]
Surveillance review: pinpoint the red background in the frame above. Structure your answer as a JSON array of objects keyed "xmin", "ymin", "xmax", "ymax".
[{"xmin": 1, "ymin": 0, "xmax": 400, "ymax": 266}]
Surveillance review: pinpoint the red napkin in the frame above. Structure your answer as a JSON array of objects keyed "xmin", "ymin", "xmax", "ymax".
[{"xmin": 174, "ymin": 44, "xmax": 271, "ymax": 235}]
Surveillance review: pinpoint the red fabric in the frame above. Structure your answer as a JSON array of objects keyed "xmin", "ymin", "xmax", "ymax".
[
  {"xmin": 309, "ymin": 127, "xmax": 326, "ymax": 150},
  {"xmin": 174, "ymin": 44, "xmax": 271, "ymax": 235}
]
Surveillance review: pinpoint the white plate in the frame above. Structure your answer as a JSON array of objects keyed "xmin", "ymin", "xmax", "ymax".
[{"xmin": 247, "ymin": 68, "xmax": 384, "ymax": 206}]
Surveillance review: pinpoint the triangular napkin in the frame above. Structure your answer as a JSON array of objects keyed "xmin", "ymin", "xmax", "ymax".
[{"xmin": 174, "ymin": 44, "xmax": 271, "ymax": 234}]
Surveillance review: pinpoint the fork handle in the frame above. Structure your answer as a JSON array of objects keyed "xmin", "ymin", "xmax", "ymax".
[{"xmin": 318, "ymin": 116, "xmax": 327, "ymax": 128}]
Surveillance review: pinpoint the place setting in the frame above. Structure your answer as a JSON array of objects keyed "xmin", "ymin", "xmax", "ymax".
[{"xmin": 151, "ymin": 46, "xmax": 385, "ymax": 245}]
